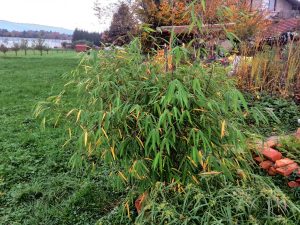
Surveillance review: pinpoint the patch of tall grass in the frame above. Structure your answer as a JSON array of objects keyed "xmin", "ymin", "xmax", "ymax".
[
  {"xmin": 236, "ymin": 42, "xmax": 300, "ymax": 98},
  {"xmin": 97, "ymin": 176, "xmax": 300, "ymax": 224}
]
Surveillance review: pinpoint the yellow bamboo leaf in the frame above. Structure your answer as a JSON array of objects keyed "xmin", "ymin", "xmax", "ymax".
[
  {"xmin": 200, "ymin": 171, "xmax": 222, "ymax": 176},
  {"xmin": 54, "ymin": 96, "xmax": 61, "ymax": 104},
  {"xmin": 110, "ymin": 146, "xmax": 116, "ymax": 160},
  {"xmin": 131, "ymin": 114, "xmax": 138, "ymax": 120},
  {"xmin": 193, "ymin": 108, "xmax": 208, "ymax": 112},
  {"xmin": 84, "ymin": 131, "xmax": 88, "ymax": 147},
  {"xmin": 88, "ymin": 143, "xmax": 92, "ymax": 156},
  {"xmin": 62, "ymin": 139, "xmax": 71, "ymax": 148},
  {"xmin": 76, "ymin": 110, "xmax": 82, "ymax": 123},
  {"xmin": 187, "ymin": 61, "xmax": 193, "ymax": 66},
  {"xmin": 125, "ymin": 201, "xmax": 131, "ymax": 219},
  {"xmin": 118, "ymin": 129, "xmax": 123, "ymax": 138},
  {"xmin": 102, "ymin": 112, "xmax": 107, "ymax": 123},
  {"xmin": 203, "ymin": 156, "xmax": 210, "ymax": 171},
  {"xmin": 198, "ymin": 150, "xmax": 203, "ymax": 166},
  {"xmin": 129, "ymin": 160, "xmax": 137, "ymax": 173},
  {"xmin": 66, "ymin": 108, "xmax": 76, "ymax": 117},
  {"xmin": 221, "ymin": 120, "xmax": 226, "ymax": 139},
  {"xmin": 179, "ymin": 186, "xmax": 185, "ymax": 193},
  {"xmin": 135, "ymin": 172, "xmax": 143, "ymax": 180},
  {"xmin": 101, "ymin": 128, "xmax": 109, "ymax": 140},
  {"xmin": 136, "ymin": 136, "xmax": 144, "ymax": 148},
  {"xmin": 187, "ymin": 156, "xmax": 197, "ymax": 168},
  {"xmin": 118, "ymin": 171, "xmax": 128, "ymax": 183},
  {"xmin": 183, "ymin": 136, "xmax": 188, "ymax": 142},
  {"xmin": 192, "ymin": 175, "xmax": 199, "ymax": 184}
]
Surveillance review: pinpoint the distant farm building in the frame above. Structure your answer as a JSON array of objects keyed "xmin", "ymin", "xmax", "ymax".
[{"xmin": 75, "ymin": 44, "xmax": 90, "ymax": 52}]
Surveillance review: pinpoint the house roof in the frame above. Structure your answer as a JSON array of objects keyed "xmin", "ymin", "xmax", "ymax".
[{"xmin": 261, "ymin": 18, "xmax": 300, "ymax": 38}]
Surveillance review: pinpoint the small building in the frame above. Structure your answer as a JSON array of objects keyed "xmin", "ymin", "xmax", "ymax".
[
  {"xmin": 251, "ymin": 0, "xmax": 300, "ymax": 18},
  {"xmin": 75, "ymin": 44, "xmax": 89, "ymax": 52}
]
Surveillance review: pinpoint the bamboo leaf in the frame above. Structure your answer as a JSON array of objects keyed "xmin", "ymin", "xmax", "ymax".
[{"xmin": 221, "ymin": 120, "xmax": 226, "ymax": 139}]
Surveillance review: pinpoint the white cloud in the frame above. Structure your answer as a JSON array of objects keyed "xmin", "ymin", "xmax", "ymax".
[{"xmin": 0, "ymin": 0, "xmax": 118, "ymax": 32}]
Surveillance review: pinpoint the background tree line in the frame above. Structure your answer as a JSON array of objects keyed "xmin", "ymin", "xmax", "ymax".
[
  {"xmin": 0, "ymin": 38, "xmax": 52, "ymax": 56},
  {"xmin": 0, "ymin": 29, "xmax": 71, "ymax": 40},
  {"xmin": 72, "ymin": 29, "xmax": 102, "ymax": 46}
]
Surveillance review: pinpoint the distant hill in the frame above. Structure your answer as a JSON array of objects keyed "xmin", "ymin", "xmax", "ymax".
[{"xmin": 0, "ymin": 20, "xmax": 73, "ymax": 35}]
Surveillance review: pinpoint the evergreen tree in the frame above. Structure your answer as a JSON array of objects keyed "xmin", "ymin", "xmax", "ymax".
[{"xmin": 108, "ymin": 2, "xmax": 136, "ymax": 45}]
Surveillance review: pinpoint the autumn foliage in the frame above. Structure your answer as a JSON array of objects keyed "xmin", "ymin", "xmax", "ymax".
[
  {"xmin": 135, "ymin": 0, "xmax": 267, "ymax": 40},
  {"xmin": 136, "ymin": 0, "xmax": 252, "ymax": 25}
]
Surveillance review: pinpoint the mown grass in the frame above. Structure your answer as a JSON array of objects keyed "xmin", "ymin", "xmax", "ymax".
[
  {"xmin": 1, "ymin": 49, "xmax": 74, "ymax": 58},
  {"xmin": 0, "ymin": 53, "xmax": 121, "ymax": 224}
]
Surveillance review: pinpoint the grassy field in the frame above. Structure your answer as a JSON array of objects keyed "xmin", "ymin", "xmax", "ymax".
[
  {"xmin": 0, "ymin": 52, "xmax": 119, "ymax": 224},
  {"xmin": 2, "ymin": 49, "xmax": 75, "ymax": 57}
]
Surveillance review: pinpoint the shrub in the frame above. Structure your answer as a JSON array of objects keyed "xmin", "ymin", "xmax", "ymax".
[{"xmin": 36, "ymin": 39, "xmax": 259, "ymax": 191}]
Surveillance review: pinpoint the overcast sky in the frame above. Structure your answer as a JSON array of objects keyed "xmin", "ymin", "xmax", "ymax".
[{"xmin": 0, "ymin": 0, "xmax": 117, "ymax": 32}]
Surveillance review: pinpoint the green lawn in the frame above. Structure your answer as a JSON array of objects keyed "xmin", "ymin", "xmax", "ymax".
[
  {"xmin": 0, "ymin": 53, "xmax": 118, "ymax": 224},
  {"xmin": 2, "ymin": 49, "xmax": 75, "ymax": 57}
]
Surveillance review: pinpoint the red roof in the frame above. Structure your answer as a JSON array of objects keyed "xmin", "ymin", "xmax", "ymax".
[{"xmin": 262, "ymin": 18, "xmax": 300, "ymax": 38}]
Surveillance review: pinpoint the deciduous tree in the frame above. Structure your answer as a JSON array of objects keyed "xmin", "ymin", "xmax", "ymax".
[
  {"xmin": 0, "ymin": 44, "xmax": 8, "ymax": 55},
  {"xmin": 35, "ymin": 38, "xmax": 45, "ymax": 56},
  {"xmin": 20, "ymin": 39, "xmax": 29, "ymax": 55},
  {"xmin": 12, "ymin": 42, "xmax": 20, "ymax": 56}
]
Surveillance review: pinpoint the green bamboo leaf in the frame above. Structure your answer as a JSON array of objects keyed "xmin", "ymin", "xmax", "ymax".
[{"xmin": 152, "ymin": 152, "xmax": 161, "ymax": 170}]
